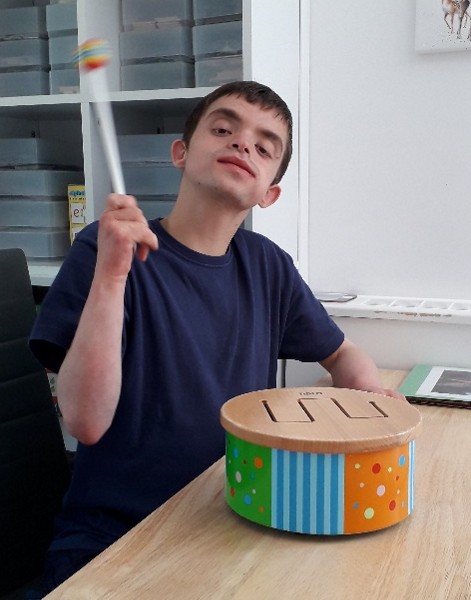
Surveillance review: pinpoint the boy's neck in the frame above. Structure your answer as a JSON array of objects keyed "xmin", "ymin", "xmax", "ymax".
[{"xmin": 160, "ymin": 199, "xmax": 248, "ymax": 257}]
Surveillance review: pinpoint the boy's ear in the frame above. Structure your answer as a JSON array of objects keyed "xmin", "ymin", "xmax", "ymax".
[
  {"xmin": 171, "ymin": 139, "xmax": 187, "ymax": 168},
  {"xmin": 258, "ymin": 184, "xmax": 281, "ymax": 209}
]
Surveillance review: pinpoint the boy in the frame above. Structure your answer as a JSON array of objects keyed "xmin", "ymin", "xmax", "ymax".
[{"xmin": 29, "ymin": 81, "xmax": 401, "ymax": 595}]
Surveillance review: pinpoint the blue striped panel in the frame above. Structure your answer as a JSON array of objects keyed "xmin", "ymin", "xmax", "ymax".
[
  {"xmin": 283, "ymin": 450, "xmax": 290, "ymax": 530},
  {"xmin": 272, "ymin": 448, "xmax": 283, "ymax": 530},
  {"xmin": 316, "ymin": 454, "xmax": 325, "ymax": 533},
  {"xmin": 408, "ymin": 441, "xmax": 415, "ymax": 513},
  {"xmin": 309, "ymin": 452, "xmax": 317, "ymax": 533},
  {"xmin": 295, "ymin": 453, "xmax": 304, "ymax": 532},
  {"xmin": 271, "ymin": 449, "xmax": 277, "ymax": 527},
  {"xmin": 335, "ymin": 455, "xmax": 345, "ymax": 533},
  {"xmin": 323, "ymin": 455, "xmax": 332, "ymax": 533},
  {"xmin": 289, "ymin": 452, "xmax": 297, "ymax": 531},
  {"xmin": 329, "ymin": 454, "xmax": 344, "ymax": 534},
  {"xmin": 302, "ymin": 453, "xmax": 311, "ymax": 534},
  {"xmin": 271, "ymin": 450, "xmax": 345, "ymax": 534}
]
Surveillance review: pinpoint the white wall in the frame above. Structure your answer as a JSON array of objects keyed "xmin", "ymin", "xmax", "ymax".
[
  {"xmin": 284, "ymin": 1, "xmax": 471, "ymax": 383},
  {"xmin": 307, "ymin": 0, "xmax": 471, "ymax": 299}
]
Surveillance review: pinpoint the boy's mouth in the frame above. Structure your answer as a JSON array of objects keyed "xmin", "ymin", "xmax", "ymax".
[{"xmin": 217, "ymin": 156, "xmax": 255, "ymax": 177}]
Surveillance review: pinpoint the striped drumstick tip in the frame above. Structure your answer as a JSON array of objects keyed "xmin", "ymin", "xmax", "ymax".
[{"xmin": 74, "ymin": 38, "xmax": 111, "ymax": 71}]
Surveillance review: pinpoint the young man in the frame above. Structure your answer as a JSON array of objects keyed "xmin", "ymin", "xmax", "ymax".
[{"xmin": 29, "ymin": 81, "xmax": 402, "ymax": 595}]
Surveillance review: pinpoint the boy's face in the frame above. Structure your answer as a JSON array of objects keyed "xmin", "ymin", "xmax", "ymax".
[{"xmin": 172, "ymin": 95, "xmax": 288, "ymax": 211}]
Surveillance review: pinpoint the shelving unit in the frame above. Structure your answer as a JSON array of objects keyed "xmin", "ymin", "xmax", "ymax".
[{"xmin": 0, "ymin": 0, "xmax": 302, "ymax": 286}]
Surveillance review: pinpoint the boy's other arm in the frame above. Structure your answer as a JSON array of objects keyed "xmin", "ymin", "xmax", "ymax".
[{"xmin": 320, "ymin": 338, "xmax": 405, "ymax": 400}]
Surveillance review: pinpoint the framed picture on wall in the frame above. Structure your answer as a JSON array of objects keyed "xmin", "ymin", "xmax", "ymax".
[{"xmin": 416, "ymin": 0, "xmax": 471, "ymax": 53}]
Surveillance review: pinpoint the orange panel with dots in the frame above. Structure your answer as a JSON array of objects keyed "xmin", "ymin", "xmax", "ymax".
[{"xmin": 344, "ymin": 444, "xmax": 410, "ymax": 534}]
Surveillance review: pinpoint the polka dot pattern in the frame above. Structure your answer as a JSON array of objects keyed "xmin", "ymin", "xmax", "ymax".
[
  {"xmin": 344, "ymin": 445, "xmax": 411, "ymax": 534},
  {"xmin": 225, "ymin": 433, "xmax": 272, "ymax": 527}
]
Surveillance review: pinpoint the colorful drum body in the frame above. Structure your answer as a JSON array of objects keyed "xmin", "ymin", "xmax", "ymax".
[{"xmin": 220, "ymin": 387, "xmax": 422, "ymax": 535}]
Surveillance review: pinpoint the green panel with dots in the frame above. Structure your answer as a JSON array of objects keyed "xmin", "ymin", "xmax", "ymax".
[{"xmin": 225, "ymin": 433, "xmax": 272, "ymax": 528}]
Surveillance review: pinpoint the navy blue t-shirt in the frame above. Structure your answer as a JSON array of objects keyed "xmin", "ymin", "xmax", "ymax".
[{"xmin": 30, "ymin": 219, "xmax": 344, "ymax": 551}]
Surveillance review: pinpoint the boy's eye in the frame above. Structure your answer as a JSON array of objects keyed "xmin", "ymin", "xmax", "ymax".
[
  {"xmin": 256, "ymin": 144, "xmax": 270, "ymax": 157},
  {"xmin": 213, "ymin": 127, "xmax": 230, "ymax": 135}
]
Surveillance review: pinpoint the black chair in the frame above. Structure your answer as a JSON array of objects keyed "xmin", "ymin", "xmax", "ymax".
[{"xmin": 0, "ymin": 249, "xmax": 70, "ymax": 597}]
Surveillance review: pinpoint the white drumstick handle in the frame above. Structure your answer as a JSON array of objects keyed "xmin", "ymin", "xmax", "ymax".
[
  {"xmin": 88, "ymin": 68, "xmax": 126, "ymax": 194},
  {"xmin": 93, "ymin": 100, "xmax": 126, "ymax": 194}
]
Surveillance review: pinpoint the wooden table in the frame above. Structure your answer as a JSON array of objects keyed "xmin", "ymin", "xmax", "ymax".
[{"xmin": 45, "ymin": 371, "xmax": 471, "ymax": 599}]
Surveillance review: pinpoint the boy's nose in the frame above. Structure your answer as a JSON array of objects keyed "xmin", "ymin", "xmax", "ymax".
[{"xmin": 231, "ymin": 141, "xmax": 250, "ymax": 154}]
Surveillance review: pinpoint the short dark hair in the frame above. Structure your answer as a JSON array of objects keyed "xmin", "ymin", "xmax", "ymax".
[{"xmin": 183, "ymin": 81, "xmax": 293, "ymax": 185}]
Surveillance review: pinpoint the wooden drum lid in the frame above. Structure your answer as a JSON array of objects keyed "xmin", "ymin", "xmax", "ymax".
[{"xmin": 220, "ymin": 387, "xmax": 422, "ymax": 535}]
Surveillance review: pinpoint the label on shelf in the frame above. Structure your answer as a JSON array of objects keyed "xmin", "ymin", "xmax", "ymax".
[{"xmin": 68, "ymin": 183, "xmax": 86, "ymax": 242}]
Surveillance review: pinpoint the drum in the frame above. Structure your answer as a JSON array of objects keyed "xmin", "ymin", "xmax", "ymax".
[{"xmin": 220, "ymin": 387, "xmax": 422, "ymax": 535}]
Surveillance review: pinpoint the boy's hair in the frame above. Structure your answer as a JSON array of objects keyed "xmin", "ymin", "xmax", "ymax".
[{"xmin": 182, "ymin": 81, "xmax": 293, "ymax": 185}]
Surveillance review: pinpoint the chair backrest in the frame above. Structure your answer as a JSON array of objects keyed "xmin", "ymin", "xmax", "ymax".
[{"xmin": 0, "ymin": 249, "xmax": 70, "ymax": 596}]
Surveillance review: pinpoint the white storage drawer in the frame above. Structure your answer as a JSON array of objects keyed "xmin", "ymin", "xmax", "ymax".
[
  {"xmin": 46, "ymin": 2, "xmax": 77, "ymax": 34},
  {"xmin": 118, "ymin": 133, "xmax": 181, "ymax": 164},
  {"xmin": 0, "ymin": 170, "xmax": 83, "ymax": 196},
  {"xmin": 0, "ymin": 0, "xmax": 34, "ymax": 7},
  {"xmin": 192, "ymin": 21, "xmax": 242, "ymax": 57},
  {"xmin": 0, "ymin": 6, "xmax": 47, "ymax": 37},
  {"xmin": 49, "ymin": 34, "xmax": 77, "ymax": 67},
  {"xmin": 0, "ymin": 138, "xmax": 82, "ymax": 168},
  {"xmin": 0, "ymin": 38, "xmax": 49, "ymax": 69},
  {"xmin": 0, "ymin": 227, "xmax": 70, "ymax": 258},
  {"xmin": 120, "ymin": 28, "xmax": 192, "ymax": 61},
  {"xmin": 122, "ymin": 0, "xmax": 192, "ymax": 30},
  {"xmin": 123, "ymin": 165, "xmax": 181, "ymax": 195},
  {"xmin": 195, "ymin": 54, "xmax": 242, "ymax": 87},
  {"xmin": 193, "ymin": 0, "xmax": 242, "ymax": 23},
  {"xmin": 0, "ymin": 198, "xmax": 69, "ymax": 228},
  {"xmin": 121, "ymin": 59, "xmax": 194, "ymax": 91},
  {"xmin": 0, "ymin": 68, "xmax": 49, "ymax": 97},
  {"xmin": 50, "ymin": 67, "xmax": 80, "ymax": 94}
]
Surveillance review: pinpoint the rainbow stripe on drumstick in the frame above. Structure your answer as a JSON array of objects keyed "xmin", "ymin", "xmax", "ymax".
[{"xmin": 74, "ymin": 38, "xmax": 126, "ymax": 194}]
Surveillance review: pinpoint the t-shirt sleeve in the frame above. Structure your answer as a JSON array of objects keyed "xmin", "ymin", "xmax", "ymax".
[
  {"xmin": 29, "ymin": 222, "xmax": 99, "ymax": 373},
  {"xmin": 279, "ymin": 270, "xmax": 345, "ymax": 363}
]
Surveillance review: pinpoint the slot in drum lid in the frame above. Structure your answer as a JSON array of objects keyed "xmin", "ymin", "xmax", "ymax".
[{"xmin": 220, "ymin": 387, "xmax": 422, "ymax": 535}]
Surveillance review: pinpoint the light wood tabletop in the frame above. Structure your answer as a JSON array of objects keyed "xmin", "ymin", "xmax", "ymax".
[{"xmin": 45, "ymin": 370, "xmax": 471, "ymax": 599}]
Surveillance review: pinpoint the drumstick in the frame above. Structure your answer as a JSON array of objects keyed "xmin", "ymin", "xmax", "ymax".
[{"xmin": 74, "ymin": 38, "xmax": 126, "ymax": 194}]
